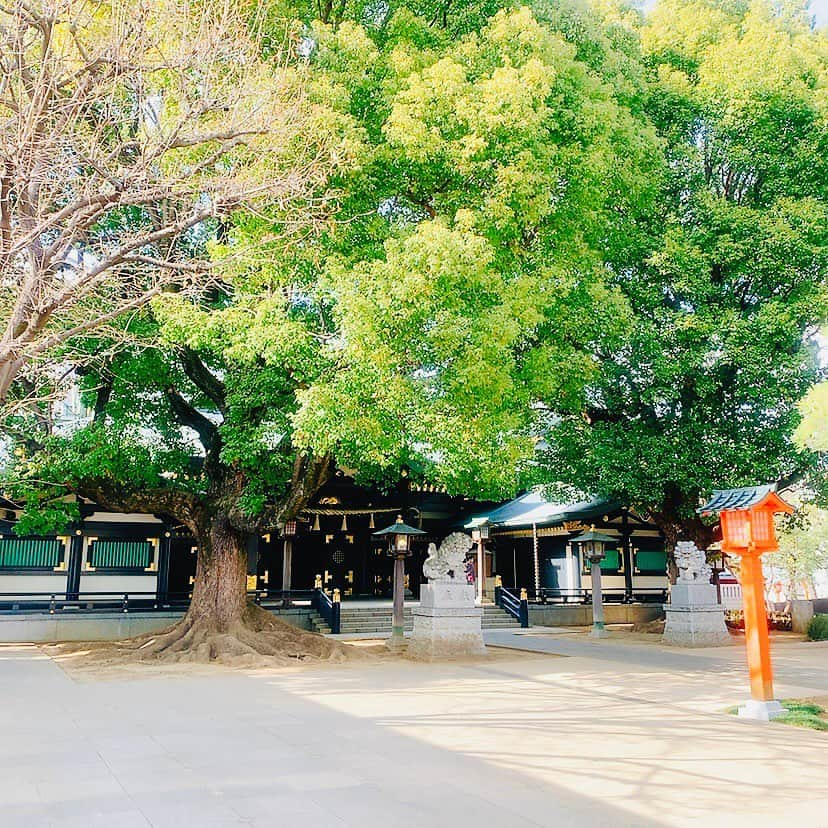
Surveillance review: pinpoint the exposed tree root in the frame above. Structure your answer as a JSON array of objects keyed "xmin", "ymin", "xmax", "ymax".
[{"xmin": 44, "ymin": 603, "xmax": 367, "ymax": 670}]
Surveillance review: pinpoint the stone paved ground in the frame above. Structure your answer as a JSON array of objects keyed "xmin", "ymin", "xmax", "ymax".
[{"xmin": 1, "ymin": 633, "xmax": 827, "ymax": 828}]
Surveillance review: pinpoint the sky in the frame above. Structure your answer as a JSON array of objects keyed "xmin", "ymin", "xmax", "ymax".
[{"xmin": 811, "ymin": 0, "xmax": 828, "ymax": 26}]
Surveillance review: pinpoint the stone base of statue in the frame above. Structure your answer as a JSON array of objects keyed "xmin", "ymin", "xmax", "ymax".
[
  {"xmin": 663, "ymin": 583, "xmax": 731, "ymax": 647},
  {"xmin": 407, "ymin": 583, "xmax": 486, "ymax": 661}
]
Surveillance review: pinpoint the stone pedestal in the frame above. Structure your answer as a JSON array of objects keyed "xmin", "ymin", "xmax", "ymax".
[
  {"xmin": 407, "ymin": 583, "xmax": 486, "ymax": 661},
  {"xmin": 791, "ymin": 599, "xmax": 815, "ymax": 635},
  {"xmin": 663, "ymin": 582, "xmax": 731, "ymax": 647},
  {"xmin": 737, "ymin": 699, "xmax": 785, "ymax": 721}
]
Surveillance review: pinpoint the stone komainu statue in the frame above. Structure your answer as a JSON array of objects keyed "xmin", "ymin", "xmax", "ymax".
[
  {"xmin": 674, "ymin": 540, "xmax": 712, "ymax": 584},
  {"xmin": 422, "ymin": 532, "xmax": 473, "ymax": 583}
]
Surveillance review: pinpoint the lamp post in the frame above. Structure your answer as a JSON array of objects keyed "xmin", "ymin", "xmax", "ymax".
[
  {"xmin": 570, "ymin": 526, "xmax": 617, "ymax": 638},
  {"xmin": 470, "ymin": 521, "xmax": 490, "ymax": 605},
  {"xmin": 708, "ymin": 543, "xmax": 726, "ymax": 605},
  {"xmin": 281, "ymin": 520, "xmax": 297, "ymax": 607},
  {"xmin": 373, "ymin": 516, "xmax": 425, "ymax": 650},
  {"xmin": 700, "ymin": 486, "xmax": 795, "ymax": 720}
]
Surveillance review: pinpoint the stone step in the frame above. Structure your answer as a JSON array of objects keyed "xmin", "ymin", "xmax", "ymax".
[
  {"xmin": 338, "ymin": 619, "xmax": 519, "ymax": 632},
  {"xmin": 339, "ymin": 606, "xmax": 507, "ymax": 616},
  {"xmin": 308, "ymin": 610, "xmax": 332, "ymax": 635},
  {"xmin": 334, "ymin": 603, "xmax": 521, "ymax": 635}
]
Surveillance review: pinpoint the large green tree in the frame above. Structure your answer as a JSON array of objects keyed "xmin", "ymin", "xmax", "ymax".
[
  {"xmin": 543, "ymin": 0, "xmax": 828, "ymax": 553},
  {"xmin": 4, "ymin": 4, "xmax": 661, "ymax": 655}
]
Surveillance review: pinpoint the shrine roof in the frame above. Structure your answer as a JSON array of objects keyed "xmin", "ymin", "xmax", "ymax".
[
  {"xmin": 465, "ymin": 491, "xmax": 618, "ymax": 530},
  {"xmin": 698, "ymin": 485, "xmax": 781, "ymax": 514}
]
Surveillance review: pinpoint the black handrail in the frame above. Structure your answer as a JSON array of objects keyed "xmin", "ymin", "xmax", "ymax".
[
  {"xmin": 495, "ymin": 586, "xmax": 529, "ymax": 628},
  {"xmin": 311, "ymin": 588, "xmax": 340, "ymax": 634}
]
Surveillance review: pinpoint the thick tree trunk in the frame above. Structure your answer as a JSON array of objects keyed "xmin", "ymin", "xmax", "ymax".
[{"xmin": 188, "ymin": 514, "xmax": 248, "ymax": 632}]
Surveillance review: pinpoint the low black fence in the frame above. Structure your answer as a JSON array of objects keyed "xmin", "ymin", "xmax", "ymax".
[
  {"xmin": 248, "ymin": 589, "xmax": 315, "ymax": 608},
  {"xmin": 0, "ymin": 591, "xmax": 190, "ymax": 614},
  {"xmin": 0, "ymin": 589, "xmax": 317, "ymax": 615},
  {"xmin": 515, "ymin": 587, "xmax": 668, "ymax": 606}
]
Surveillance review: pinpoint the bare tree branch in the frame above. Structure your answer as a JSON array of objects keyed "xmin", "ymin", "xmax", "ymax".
[{"xmin": 0, "ymin": 0, "xmax": 334, "ymax": 406}]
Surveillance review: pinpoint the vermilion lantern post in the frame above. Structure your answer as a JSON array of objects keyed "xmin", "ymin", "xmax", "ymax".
[{"xmin": 700, "ymin": 486, "xmax": 794, "ymax": 720}]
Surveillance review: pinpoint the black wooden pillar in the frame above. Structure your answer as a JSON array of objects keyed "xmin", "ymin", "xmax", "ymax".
[
  {"xmin": 246, "ymin": 535, "xmax": 260, "ymax": 578},
  {"xmin": 621, "ymin": 509, "xmax": 634, "ymax": 602},
  {"xmin": 66, "ymin": 530, "xmax": 84, "ymax": 601},
  {"xmin": 157, "ymin": 532, "xmax": 172, "ymax": 605}
]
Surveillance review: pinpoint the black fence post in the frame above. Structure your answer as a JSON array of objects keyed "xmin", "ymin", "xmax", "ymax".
[
  {"xmin": 494, "ymin": 585, "xmax": 502, "ymax": 607},
  {"xmin": 519, "ymin": 588, "xmax": 529, "ymax": 628},
  {"xmin": 331, "ymin": 588, "xmax": 341, "ymax": 634}
]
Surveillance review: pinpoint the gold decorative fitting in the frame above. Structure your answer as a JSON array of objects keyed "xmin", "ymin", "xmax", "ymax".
[
  {"xmin": 312, "ymin": 514, "xmax": 320, "ymax": 531},
  {"xmin": 246, "ymin": 575, "xmax": 257, "ymax": 591},
  {"xmin": 494, "ymin": 575, "xmax": 503, "ymax": 587},
  {"xmin": 332, "ymin": 588, "xmax": 341, "ymax": 603},
  {"xmin": 314, "ymin": 574, "xmax": 322, "ymax": 589},
  {"xmin": 520, "ymin": 588, "xmax": 528, "ymax": 600},
  {"xmin": 189, "ymin": 576, "xmax": 195, "ymax": 585}
]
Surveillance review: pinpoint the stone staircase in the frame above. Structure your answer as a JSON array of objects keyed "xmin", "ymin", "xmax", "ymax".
[
  {"xmin": 309, "ymin": 610, "xmax": 331, "ymax": 635},
  {"xmin": 333, "ymin": 603, "xmax": 521, "ymax": 636}
]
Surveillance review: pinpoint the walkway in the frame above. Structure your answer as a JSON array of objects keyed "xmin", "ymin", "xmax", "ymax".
[
  {"xmin": 483, "ymin": 628, "xmax": 828, "ymax": 694},
  {"xmin": 1, "ymin": 637, "xmax": 827, "ymax": 827}
]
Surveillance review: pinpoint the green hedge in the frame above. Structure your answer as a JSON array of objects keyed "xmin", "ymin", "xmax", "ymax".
[{"xmin": 807, "ymin": 614, "xmax": 828, "ymax": 641}]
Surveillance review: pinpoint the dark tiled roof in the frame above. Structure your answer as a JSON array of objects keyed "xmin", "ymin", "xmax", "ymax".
[
  {"xmin": 698, "ymin": 485, "xmax": 776, "ymax": 514},
  {"xmin": 466, "ymin": 490, "xmax": 619, "ymax": 530}
]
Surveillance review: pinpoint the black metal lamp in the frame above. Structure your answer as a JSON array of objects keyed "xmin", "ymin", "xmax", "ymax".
[
  {"xmin": 470, "ymin": 520, "xmax": 490, "ymax": 604},
  {"xmin": 373, "ymin": 515, "xmax": 425, "ymax": 556},
  {"xmin": 570, "ymin": 525, "xmax": 616, "ymax": 638},
  {"xmin": 470, "ymin": 523, "xmax": 490, "ymax": 542},
  {"xmin": 373, "ymin": 516, "xmax": 425, "ymax": 650},
  {"xmin": 570, "ymin": 526, "xmax": 616, "ymax": 564}
]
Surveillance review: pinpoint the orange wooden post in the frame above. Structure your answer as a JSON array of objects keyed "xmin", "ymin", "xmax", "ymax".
[
  {"xmin": 699, "ymin": 486, "xmax": 794, "ymax": 720},
  {"xmin": 739, "ymin": 549, "xmax": 774, "ymax": 702}
]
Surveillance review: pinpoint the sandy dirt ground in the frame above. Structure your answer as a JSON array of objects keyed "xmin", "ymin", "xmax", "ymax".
[{"xmin": 2, "ymin": 630, "xmax": 826, "ymax": 827}]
